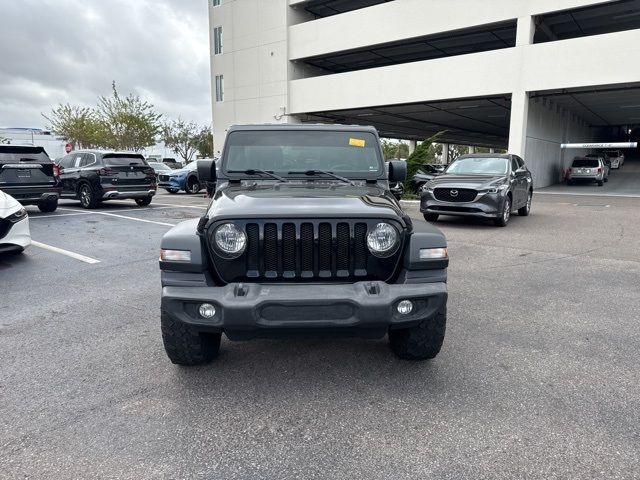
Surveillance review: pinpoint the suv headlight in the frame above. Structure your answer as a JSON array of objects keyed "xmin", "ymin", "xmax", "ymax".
[
  {"xmin": 7, "ymin": 208, "xmax": 27, "ymax": 223},
  {"xmin": 367, "ymin": 222, "xmax": 399, "ymax": 257},
  {"xmin": 214, "ymin": 223, "xmax": 247, "ymax": 258},
  {"xmin": 483, "ymin": 184, "xmax": 509, "ymax": 194}
]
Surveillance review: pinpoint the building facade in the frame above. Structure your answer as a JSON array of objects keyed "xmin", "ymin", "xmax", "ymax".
[{"xmin": 209, "ymin": 0, "xmax": 640, "ymax": 187}]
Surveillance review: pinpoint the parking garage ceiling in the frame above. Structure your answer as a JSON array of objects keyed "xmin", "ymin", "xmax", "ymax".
[
  {"xmin": 302, "ymin": 0, "xmax": 392, "ymax": 18},
  {"xmin": 302, "ymin": 21, "xmax": 516, "ymax": 73},
  {"xmin": 532, "ymin": 83, "xmax": 640, "ymax": 127},
  {"xmin": 535, "ymin": 0, "xmax": 640, "ymax": 42},
  {"xmin": 301, "ymin": 96, "xmax": 511, "ymax": 148}
]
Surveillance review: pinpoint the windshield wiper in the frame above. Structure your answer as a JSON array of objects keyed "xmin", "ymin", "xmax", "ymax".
[
  {"xmin": 227, "ymin": 169, "xmax": 288, "ymax": 182},
  {"xmin": 288, "ymin": 169, "xmax": 355, "ymax": 186}
]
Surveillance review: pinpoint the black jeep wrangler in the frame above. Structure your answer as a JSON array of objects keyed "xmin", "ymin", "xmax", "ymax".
[{"xmin": 159, "ymin": 125, "xmax": 449, "ymax": 365}]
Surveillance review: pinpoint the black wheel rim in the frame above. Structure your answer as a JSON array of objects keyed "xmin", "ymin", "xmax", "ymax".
[{"xmin": 80, "ymin": 187, "xmax": 91, "ymax": 207}]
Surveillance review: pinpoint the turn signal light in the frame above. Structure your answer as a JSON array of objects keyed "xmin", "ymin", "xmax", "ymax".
[
  {"xmin": 419, "ymin": 247, "xmax": 448, "ymax": 259},
  {"xmin": 160, "ymin": 249, "xmax": 191, "ymax": 262}
]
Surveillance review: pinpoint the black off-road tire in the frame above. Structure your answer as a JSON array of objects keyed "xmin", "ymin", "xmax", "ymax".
[
  {"xmin": 518, "ymin": 190, "xmax": 532, "ymax": 216},
  {"xmin": 79, "ymin": 183, "xmax": 100, "ymax": 209},
  {"xmin": 389, "ymin": 309, "xmax": 446, "ymax": 360},
  {"xmin": 423, "ymin": 213, "xmax": 439, "ymax": 222},
  {"xmin": 135, "ymin": 197, "xmax": 152, "ymax": 207},
  {"xmin": 161, "ymin": 312, "xmax": 221, "ymax": 366},
  {"xmin": 493, "ymin": 195, "xmax": 511, "ymax": 227},
  {"xmin": 38, "ymin": 198, "xmax": 58, "ymax": 213}
]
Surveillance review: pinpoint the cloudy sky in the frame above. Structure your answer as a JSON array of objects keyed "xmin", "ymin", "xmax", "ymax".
[{"xmin": 0, "ymin": 0, "xmax": 211, "ymax": 129}]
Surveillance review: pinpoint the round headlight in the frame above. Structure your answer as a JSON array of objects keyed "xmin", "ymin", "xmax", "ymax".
[
  {"xmin": 366, "ymin": 222, "xmax": 399, "ymax": 257},
  {"xmin": 214, "ymin": 223, "xmax": 247, "ymax": 258}
]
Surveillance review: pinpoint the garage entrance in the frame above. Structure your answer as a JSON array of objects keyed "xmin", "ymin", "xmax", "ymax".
[{"xmin": 532, "ymin": 83, "xmax": 640, "ymax": 196}]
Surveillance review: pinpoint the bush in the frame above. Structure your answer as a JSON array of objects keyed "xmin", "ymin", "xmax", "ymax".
[{"xmin": 405, "ymin": 133, "xmax": 441, "ymax": 181}]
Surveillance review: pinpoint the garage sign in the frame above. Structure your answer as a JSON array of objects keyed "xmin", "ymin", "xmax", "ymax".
[{"xmin": 560, "ymin": 142, "xmax": 637, "ymax": 149}]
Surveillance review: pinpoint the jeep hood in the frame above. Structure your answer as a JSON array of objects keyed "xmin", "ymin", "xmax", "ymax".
[{"xmin": 206, "ymin": 183, "xmax": 403, "ymax": 220}]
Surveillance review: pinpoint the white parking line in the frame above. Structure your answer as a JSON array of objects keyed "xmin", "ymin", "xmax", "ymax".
[
  {"xmin": 84, "ymin": 210, "xmax": 176, "ymax": 227},
  {"xmin": 139, "ymin": 202, "xmax": 207, "ymax": 209},
  {"xmin": 29, "ymin": 211, "xmax": 94, "ymax": 219},
  {"xmin": 31, "ymin": 241, "xmax": 101, "ymax": 264}
]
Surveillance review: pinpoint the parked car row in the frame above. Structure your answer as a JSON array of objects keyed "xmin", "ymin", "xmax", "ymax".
[{"xmin": 565, "ymin": 150, "xmax": 624, "ymax": 186}]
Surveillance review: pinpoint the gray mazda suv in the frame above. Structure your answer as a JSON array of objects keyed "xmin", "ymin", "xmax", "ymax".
[{"xmin": 420, "ymin": 153, "xmax": 533, "ymax": 227}]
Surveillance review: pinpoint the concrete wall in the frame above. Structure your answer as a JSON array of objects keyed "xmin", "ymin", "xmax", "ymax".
[
  {"xmin": 288, "ymin": 29, "xmax": 640, "ymax": 114},
  {"xmin": 209, "ymin": 0, "xmax": 296, "ymax": 154},
  {"xmin": 525, "ymin": 98, "xmax": 593, "ymax": 188},
  {"xmin": 288, "ymin": 0, "xmax": 612, "ymax": 60}
]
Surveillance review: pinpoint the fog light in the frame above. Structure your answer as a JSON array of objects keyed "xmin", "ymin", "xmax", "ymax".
[
  {"xmin": 397, "ymin": 300, "xmax": 413, "ymax": 315},
  {"xmin": 199, "ymin": 303, "xmax": 216, "ymax": 319}
]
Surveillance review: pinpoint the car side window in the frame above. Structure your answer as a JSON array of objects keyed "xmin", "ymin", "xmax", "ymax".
[
  {"xmin": 58, "ymin": 155, "xmax": 72, "ymax": 168},
  {"xmin": 511, "ymin": 157, "xmax": 518, "ymax": 172},
  {"xmin": 516, "ymin": 157, "xmax": 525, "ymax": 170},
  {"xmin": 80, "ymin": 153, "xmax": 95, "ymax": 167},
  {"xmin": 73, "ymin": 155, "xmax": 83, "ymax": 168}
]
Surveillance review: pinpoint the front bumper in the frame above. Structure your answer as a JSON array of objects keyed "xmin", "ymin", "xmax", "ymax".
[
  {"xmin": 162, "ymin": 280, "xmax": 447, "ymax": 339},
  {"xmin": 0, "ymin": 216, "xmax": 30, "ymax": 253},
  {"xmin": 158, "ymin": 177, "xmax": 186, "ymax": 190},
  {"xmin": 421, "ymin": 192, "xmax": 506, "ymax": 218}
]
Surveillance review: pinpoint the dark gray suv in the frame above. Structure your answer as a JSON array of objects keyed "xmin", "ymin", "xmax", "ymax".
[{"xmin": 420, "ymin": 153, "xmax": 533, "ymax": 227}]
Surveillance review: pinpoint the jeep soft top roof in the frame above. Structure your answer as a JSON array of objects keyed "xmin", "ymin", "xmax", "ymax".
[{"xmin": 226, "ymin": 123, "xmax": 379, "ymax": 134}]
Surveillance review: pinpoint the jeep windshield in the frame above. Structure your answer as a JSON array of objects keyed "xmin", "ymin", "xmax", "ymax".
[
  {"xmin": 223, "ymin": 130, "xmax": 383, "ymax": 179},
  {"xmin": 445, "ymin": 157, "xmax": 508, "ymax": 175}
]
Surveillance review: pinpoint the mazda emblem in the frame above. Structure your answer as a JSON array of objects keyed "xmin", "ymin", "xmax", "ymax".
[{"xmin": 450, "ymin": 189, "xmax": 458, "ymax": 197}]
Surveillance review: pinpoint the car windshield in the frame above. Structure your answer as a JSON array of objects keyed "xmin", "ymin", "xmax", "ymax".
[
  {"xmin": 572, "ymin": 159, "xmax": 599, "ymax": 168},
  {"xmin": 224, "ymin": 130, "xmax": 382, "ymax": 176},
  {"xmin": 445, "ymin": 157, "xmax": 509, "ymax": 175},
  {"xmin": 0, "ymin": 146, "xmax": 51, "ymax": 164},
  {"xmin": 104, "ymin": 154, "xmax": 146, "ymax": 166},
  {"xmin": 149, "ymin": 162, "xmax": 171, "ymax": 171}
]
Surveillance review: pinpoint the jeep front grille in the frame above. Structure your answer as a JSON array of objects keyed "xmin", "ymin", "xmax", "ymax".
[{"xmin": 207, "ymin": 219, "xmax": 404, "ymax": 283}]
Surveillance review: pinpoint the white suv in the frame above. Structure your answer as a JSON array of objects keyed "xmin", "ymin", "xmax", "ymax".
[{"xmin": 604, "ymin": 150, "xmax": 624, "ymax": 169}]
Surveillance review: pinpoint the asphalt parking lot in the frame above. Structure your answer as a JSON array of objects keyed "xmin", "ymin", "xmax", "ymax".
[{"xmin": 1, "ymin": 190, "xmax": 639, "ymax": 479}]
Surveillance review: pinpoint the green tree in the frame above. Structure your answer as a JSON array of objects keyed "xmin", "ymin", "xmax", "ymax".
[
  {"xmin": 42, "ymin": 104, "xmax": 106, "ymax": 149},
  {"xmin": 194, "ymin": 127, "xmax": 214, "ymax": 158},
  {"xmin": 380, "ymin": 139, "xmax": 409, "ymax": 160},
  {"xmin": 161, "ymin": 118, "xmax": 201, "ymax": 162},
  {"xmin": 405, "ymin": 132, "xmax": 442, "ymax": 181},
  {"xmin": 97, "ymin": 81, "xmax": 161, "ymax": 151}
]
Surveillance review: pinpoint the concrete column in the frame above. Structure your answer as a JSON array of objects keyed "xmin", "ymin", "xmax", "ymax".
[
  {"xmin": 516, "ymin": 16, "xmax": 535, "ymax": 46},
  {"xmin": 408, "ymin": 140, "xmax": 416, "ymax": 155},
  {"xmin": 508, "ymin": 90, "xmax": 529, "ymax": 156},
  {"xmin": 489, "ymin": 148, "xmax": 495, "ymax": 153},
  {"xmin": 468, "ymin": 146, "xmax": 475, "ymax": 154},
  {"xmin": 441, "ymin": 143, "xmax": 449, "ymax": 164}
]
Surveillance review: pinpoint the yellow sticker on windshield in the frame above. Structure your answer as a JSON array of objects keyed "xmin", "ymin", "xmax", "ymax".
[{"xmin": 349, "ymin": 138, "xmax": 366, "ymax": 148}]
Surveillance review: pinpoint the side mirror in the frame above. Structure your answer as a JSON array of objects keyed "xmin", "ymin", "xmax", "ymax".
[
  {"xmin": 197, "ymin": 159, "xmax": 216, "ymax": 183},
  {"xmin": 388, "ymin": 161, "xmax": 407, "ymax": 182}
]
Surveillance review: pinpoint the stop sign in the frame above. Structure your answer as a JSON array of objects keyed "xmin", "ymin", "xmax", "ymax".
[{"xmin": 64, "ymin": 143, "xmax": 72, "ymax": 154}]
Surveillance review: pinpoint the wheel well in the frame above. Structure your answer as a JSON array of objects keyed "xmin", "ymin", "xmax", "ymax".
[{"xmin": 76, "ymin": 180, "xmax": 90, "ymax": 195}]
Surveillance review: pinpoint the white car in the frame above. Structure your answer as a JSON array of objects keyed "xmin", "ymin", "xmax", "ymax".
[
  {"xmin": 604, "ymin": 150, "xmax": 625, "ymax": 169},
  {"xmin": 0, "ymin": 190, "xmax": 31, "ymax": 253}
]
